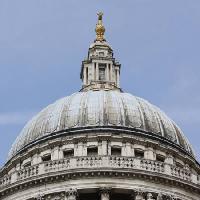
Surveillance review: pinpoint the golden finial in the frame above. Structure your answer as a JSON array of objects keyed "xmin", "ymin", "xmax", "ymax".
[{"xmin": 95, "ymin": 12, "xmax": 106, "ymax": 42}]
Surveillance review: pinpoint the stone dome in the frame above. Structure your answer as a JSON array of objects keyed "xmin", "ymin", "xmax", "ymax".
[{"xmin": 8, "ymin": 90, "xmax": 194, "ymax": 160}]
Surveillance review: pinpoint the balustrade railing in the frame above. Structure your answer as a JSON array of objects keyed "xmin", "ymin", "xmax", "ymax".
[
  {"xmin": 44, "ymin": 159, "xmax": 70, "ymax": 172},
  {"xmin": 0, "ymin": 156, "xmax": 197, "ymax": 189},
  {"xmin": 171, "ymin": 166, "xmax": 191, "ymax": 181},
  {"xmin": 17, "ymin": 165, "xmax": 39, "ymax": 180},
  {"xmin": 140, "ymin": 159, "xmax": 164, "ymax": 173},
  {"xmin": 0, "ymin": 174, "xmax": 11, "ymax": 188}
]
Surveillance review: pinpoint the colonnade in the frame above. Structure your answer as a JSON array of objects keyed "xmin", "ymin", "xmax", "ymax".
[{"xmin": 35, "ymin": 188, "xmax": 180, "ymax": 200}]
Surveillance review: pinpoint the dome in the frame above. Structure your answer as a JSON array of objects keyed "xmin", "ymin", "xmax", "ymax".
[{"xmin": 8, "ymin": 90, "xmax": 194, "ymax": 160}]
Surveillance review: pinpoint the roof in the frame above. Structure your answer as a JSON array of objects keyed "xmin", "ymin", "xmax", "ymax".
[{"xmin": 8, "ymin": 90, "xmax": 194, "ymax": 160}]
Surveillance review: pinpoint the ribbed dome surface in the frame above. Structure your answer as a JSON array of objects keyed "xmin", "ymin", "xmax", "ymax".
[{"xmin": 8, "ymin": 90, "xmax": 194, "ymax": 159}]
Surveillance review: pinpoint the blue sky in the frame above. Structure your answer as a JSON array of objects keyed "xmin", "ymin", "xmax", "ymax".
[{"xmin": 0, "ymin": 0, "xmax": 200, "ymax": 166}]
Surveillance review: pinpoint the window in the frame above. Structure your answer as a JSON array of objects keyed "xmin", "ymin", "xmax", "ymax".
[
  {"xmin": 111, "ymin": 147, "xmax": 121, "ymax": 156},
  {"xmin": 176, "ymin": 161, "xmax": 184, "ymax": 168},
  {"xmin": 99, "ymin": 52, "xmax": 104, "ymax": 57},
  {"xmin": 134, "ymin": 149, "xmax": 144, "ymax": 158},
  {"xmin": 63, "ymin": 149, "xmax": 74, "ymax": 158},
  {"xmin": 87, "ymin": 146, "xmax": 98, "ymax": 156},
  {"xmin": 42, "ymin": 154, "xmax": 51, "ymax": 162},
  {"xmin": 99, "ymin": 64, "xmax": 106, "ymax": 81},
  {"xmin": 156, "ymin": 154, "xmax": 165, "ymax": 162},
  {"xmin": 23, "ymin": 161, "xmax": 31, "ymax": 168}
]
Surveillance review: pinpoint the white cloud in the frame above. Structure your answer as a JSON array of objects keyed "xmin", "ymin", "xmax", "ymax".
[{"xmin": 0, "ymin": 111, "xmax": 37, "ymax": 125}]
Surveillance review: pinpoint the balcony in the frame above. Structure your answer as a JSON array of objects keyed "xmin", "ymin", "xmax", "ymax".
[{"xmin": 0, "ymin": 156, "xmax": 198, "ymax": 190}]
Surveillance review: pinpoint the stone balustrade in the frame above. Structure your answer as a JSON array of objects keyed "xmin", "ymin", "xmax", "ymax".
[
  {"xmin": 170, "ymin": 166, "xmax": 191, "ymax": 181},
  {"xmin": 0, "ymin": 174, "xmax": 11, "ymax": 187},
  {"xmin": 0, "ymin": 156, "xmax": 198, "ymax": 190},
  {"xmin": 17, "ymin": 165, "xmax": 39, "ymax": 180}
]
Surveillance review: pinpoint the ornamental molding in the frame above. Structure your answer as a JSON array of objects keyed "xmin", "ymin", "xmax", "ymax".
[{"xmin": 0, "ymin": 168, "xmax": 199, "ymax": 198}]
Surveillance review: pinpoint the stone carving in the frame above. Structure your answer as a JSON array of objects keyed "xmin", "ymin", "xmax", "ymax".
[
  {"xmin": 147, "ymin": 193, "xmax": 154, "ymax": 200},
  {"xmin": 134, "ymin": 189, "xmax": 145, "ymax": 200},
  {"xmin": 99, "ymin": 187, "xmax": 111, "ymax": 200},
  {"xmin": 157, "ymin": 193, "xmax": 163, "ymax": 200},
  {"xmin": 65, "ymin": 188, "xmax": 78, "ymax": 200}
]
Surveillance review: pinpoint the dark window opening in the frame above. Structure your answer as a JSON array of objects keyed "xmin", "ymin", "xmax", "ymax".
[
  {"xmin": 23, "ymin": 161, "xmax": 31, "ymax": 168},
  {"xmin": 99, "ymin": 64, "xmax": 106, "ymax": 81},
  {"xmin": 111, "ymin": 193, "xmax": 131, "ymax": 200},
  {"xmin": 63, "ymin": 149, "xmax": 74, "ymax": 158},
  {"xmin": 156, "ymin": 154, "xmax": 165, "ymax": 162},
  {"xmin": 176, "ymin": 161, "xmax": 184, "ymax": 168},
  {"xmin": 79, "ymin": 193, "xmax": 99, "ymax": 200},
  {"xmin": 42, "ymin": 154, "xmax": 51, "ymax": 162},
  {"xmin": 86, "ymin": 67, "xmax": 88, "ymax": 84},
  {"xmin": 111, "ymin": 147, "xmax": 121, "ymax": 156},
  {"xmin": 87, "ymin": 147, "xmax": 98, "ymax": 156},
  {"xmin": 134, "ymin": 149, "xmax": 144, "ymax": 158}
]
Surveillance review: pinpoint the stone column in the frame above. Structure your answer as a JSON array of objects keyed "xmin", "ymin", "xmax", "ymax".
[
  {"xmin": 83, "ymin": 67, "xmax": 87, "ymax": 85},
  {"xmin": 106, "ymin": 63, "xmax": 109, "ymax": 81},
  {"xmin": 110, "ymin": 64, "xmax": 113, "ymax": 82},
  {"xmin": 147, "ymin": 193, "xmax": 154, "ymax": 200},
  {"xmin": 92, "ymin": 62, "xmax": 95, "ymax": 82},
  {"xmin": 164, "ymin": 155, "xmax": 174, "ymax": 175},
  {"xmin": 116, "ymin": 68, "xmax": 120, "ymax": 87},
  {"xmin": 35, "ymin": 194, "xmax": 45, "ymax": 200},
  {"xmin": 65, "ymin": 188, "xmax": 78, "ymax": 200},
  {"xmin": 100, "ymin": 187, "xmax": 111, "ymax": 200},
  {"xmin": 134, "ymin": 190, "xmax": 144, "ymax": 200},
  {"xmin": 96, "ymin": 63, "xmax": 99, "ymax": 81},
  {"xmin": 52, "ymin": 146, "xmax": 59, "ymax": 160},
  {"xmin": 144, "ymin": 147, "xmax": 155, "ymax": 160},
  {"xmin": 157, "ymin": 193, "xmax": 163, "ymax": 200}
]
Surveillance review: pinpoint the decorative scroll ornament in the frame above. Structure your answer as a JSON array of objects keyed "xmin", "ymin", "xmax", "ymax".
[{"xmin": 95, "ymin": 12, "xmax": 106, "ymax": 42}]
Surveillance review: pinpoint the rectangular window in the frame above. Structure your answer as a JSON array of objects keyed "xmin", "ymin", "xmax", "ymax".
[
  {"xmin": 156, "ymin": 154, "xmax": 165, "ymax": 162},
  {"xmin": 87, "ymin": 146, "xmax": 98, "ymax": 156},
  {"xmin": 42, "ymin": 154, "xmax": 51, "ymax": 162},
  {"xmin": 176, "ymin": 161, "xmax": 184, "ymax": 168},
  {"xmin": 23, "ymin": 161, "xmax": 31, "ymax": 168},
  {"xmin": 99, "ymin": 64, "xmax": 106, "ymax": 81},
  {"xmin": 111, "ymin": 147, "xmax": 121, "ymax": 156},
  {"xmin": 63, "ymin": 149, "xmax": 74, "ymax": 158},
  {"xmin": 134, "ymin": 149, "xmax": 144, "ymax": 158}
]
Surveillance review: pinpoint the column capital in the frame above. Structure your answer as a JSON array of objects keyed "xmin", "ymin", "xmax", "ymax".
[
  {"xmin": 99, "ymin": 187, "xmax": 112, "ymax": 194},
  {"xmin": 157, "ymin": 193, "xmax": 163, "ymax": 200},
  {"xmin": 147, "ymin": 193, "xmax": 154, "ymax": 200}
]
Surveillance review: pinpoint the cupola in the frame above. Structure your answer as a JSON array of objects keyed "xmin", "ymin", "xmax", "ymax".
[{"xmin": 80, "ymin": 12, "xmax": 121, "ymax": 91}]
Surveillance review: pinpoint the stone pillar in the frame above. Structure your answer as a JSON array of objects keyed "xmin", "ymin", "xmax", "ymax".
[
  {"xmin": 32, "ymin": 153, "xmax": 41, "ymax": 165},
  {"xmin": 96, "ymin": 63, "xmax": 99, "ymax": 81},
  {"xmin": 35, "ymin": 194, "xmax": 45, "ymax": 200},
  {"xmin": 100, "ymin": 187, "xmax": 111, "ymax": 200},
  {"xmin": 147, "ymin": 193, "xmax": 154, "ymax": 200},
  {"xmin": 116, "ymin": 68, "xmax": 120, "ymax": 87},
  {"xmin": 110, "ymin": 64, "xmax": 113, "ymax": 82},
  {"xmin": 106, "ymin": 63, "xmax": 109, "ymax": 81},
  {"xmin": 191, "ymin": 168, "xmax": 197, "ymax": 184},
  {"xmin": 92, "ymin": 62, "xmax": 95, "ymax": 82},
  {"xmin": 134, "ymin": 190, "xmax": 144, "ymax": 200},
  {"xmin": 83, "ymin": 67, "xmax": 87, "ymax": 85},
  {"xmin": 157, "ymin": 193, "xmax": 163, "ymax": 200},
  {"xmin": 99, "ymin": 141, "xmax": 108, "ymax": 156},
  {"xmin": 76, "ymin": 142, "xmax": 86, "ymax": 156},
  {"xmin": 65, "ymin": 188, "xmax": 78, "ymax": 200},
  {"xmin": 164, "ymin": 155, "xmax": 174, "ymax": 175},
  {"xmin": 165, "ymin": 155, "xmax": 174, "ymax": 165},
  {"xmin": 52, "ymin": 146, "xmax": 59, "ymax": 160},
  {"xmin": 144, "ymin": 147, "xmax": 155, "ymax": 160}
]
